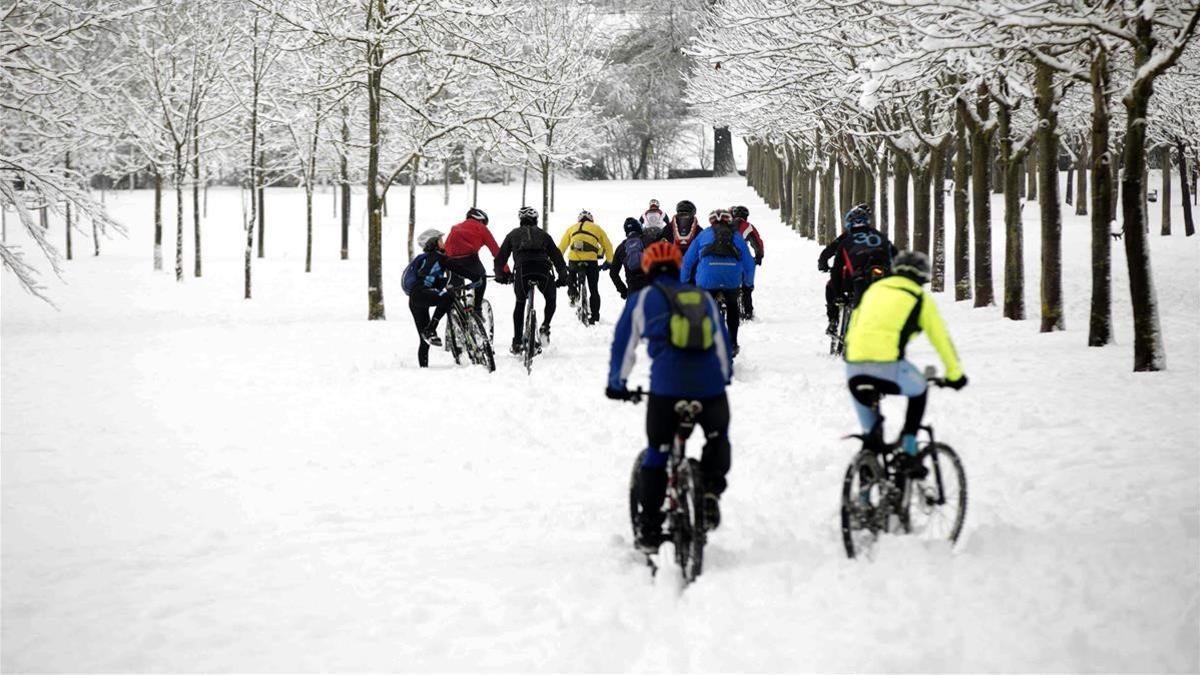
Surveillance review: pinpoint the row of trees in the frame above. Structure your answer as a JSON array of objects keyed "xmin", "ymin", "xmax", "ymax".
[
  {"xmin": 5, "ymin": 0, "xmax": 732, "ymax": 318},
  {"xmin": 688, "ymin": 0, "xmax": 1199, "ymax": 372}
]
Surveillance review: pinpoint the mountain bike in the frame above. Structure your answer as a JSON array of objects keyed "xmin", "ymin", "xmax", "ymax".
[
  {"xmin": 839, "ymin": 368, "xmax": 966, "ymax": 559},
  {"xmin": 443, "ymin": 279, "xmax": 495, "ymax": 373},
  {"xmin": 828, "ymin": 264, "xmax": 888, "ymax": 356},
  {"xmin": 624, "ymin": 389, "xmax": 707, "ymax": 584}
]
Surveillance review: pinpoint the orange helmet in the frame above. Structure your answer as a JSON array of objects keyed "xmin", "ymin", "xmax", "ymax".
[{"xmin": 641, "ymin": 241, "xmax": 683, "ymax": 275}]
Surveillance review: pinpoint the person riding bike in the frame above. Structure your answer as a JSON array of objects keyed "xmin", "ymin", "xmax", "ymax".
[
  {"xmin": 818, "ymin": 204, "xmax": 896, "ymax": 336},
  {"xmin": 666, "ymin": 199, "xmax": 702, "ymax": 254},
  {"xmin": 844, "ymin": 250, "xmax": 967, "ymax": 475},
  {"xmin": 606, "ymin": 241, "xmax": 735, "ymax": 554},
  {"xmin": 731, "ymin": 205, "xmax": 764, "ymax": 320},
  {"xmin": 640, "ymin": 199, "xmax": 668, "ymax": 235},
  {"xmin": 610, "ymin": 217, "xmax": 649, "ymax": 299},
  {"xmin": 494, "ymin": 206, "xmax": 569, "ymax": 354},
  {"xmin": 557, "ymin": 209, "xmax": 614, "ymax": 323},
  {"xmin": 680, "ymin": 208, "xmax": 755, "ymax": 357},
  {"xmin": 444, "ymin": 207, "xmax": 504, "ymax": 312},
  {"xmin": 404, "ymin": 228, "xmax": 453, "ymax": 368}
]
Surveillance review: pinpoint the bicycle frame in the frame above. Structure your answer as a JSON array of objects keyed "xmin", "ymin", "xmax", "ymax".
[{"xmin": 665, "ymin": 401, "xmax": 702, "ymax": 514}]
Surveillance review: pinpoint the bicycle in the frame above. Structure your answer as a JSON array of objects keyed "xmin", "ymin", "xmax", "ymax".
[
  {"xmin": 624, "ymin": 388, "xmax": 707, "ymax": 584},
  {"xmin": 828, "ymin": 264, "xmax": 888, "ymax": 356},
  {"xmin": 570, "ymin": 263, "xmax": 593, "ymax": 326},
  {"xmin": 839, "ymin": 368, "xmax": 967, "ymax": 560},
  {"xmin": 443, "ymin": 279, "xmax": 496, "ymax": 373}
]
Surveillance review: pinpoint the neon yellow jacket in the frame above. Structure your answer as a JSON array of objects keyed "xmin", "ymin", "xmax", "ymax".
[
  {"xmin": 845, "ymin": 275, "xmax": 963, "ymax": 380},
  {"xmin": 558, "ymin": 221, "xmax": 614, "ymax": 263}
]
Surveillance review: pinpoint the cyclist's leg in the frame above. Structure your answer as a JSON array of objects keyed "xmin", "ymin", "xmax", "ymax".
[
  {"xmin": 538, "ymin": 273, "xmax": 557, "ymax": 329},
  {"xmin": 741, "ymin": 285, "xmax": 754, "ymax": 318},
  {"xmin": 697, "ymin": 392, "xmax": 731, "ymax": 497},
  {"xmin": 586, "ymin": 263, "xmax": 601, "ymax": 320},
  {"xmin": 409, "ymin": 296, "xmax": 433, "ymax": 367},
  {"xmin": 892, "ymin": 360, "xmax": 929, "ymax": 442},
  {"xmin": 723, "ymin": 289, "xmax": 741, "ymax": 347},
  {"xmin": 639, "ymin": 394, "xmax": 677, "ymax": 534},
  {"xmin": 512, "ymin": 275, "xmax": 529, "ymax": 346},
  {"xmin": 845, "ymin": 362, "xmax": 905, "ymax": 433}
]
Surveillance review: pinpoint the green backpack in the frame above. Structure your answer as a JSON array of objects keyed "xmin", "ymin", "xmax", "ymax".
[{"xmin": 654, "ymin": 282, "xmax": 714, "ymax": 351}]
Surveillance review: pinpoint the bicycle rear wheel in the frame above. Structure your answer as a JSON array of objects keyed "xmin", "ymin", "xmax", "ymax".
[
  {"xmin": 576, "ymin": 277, "xmax": 590, "ymax": 325},
  {"xmin": 466, "ymin": 311, "xmax": 495, "ymax": 373},
  {"xmin": 840, "ymin": 450, "xmax": 886, "ymax": 559},
  {"xmin": 831, "ymin": 302, "xmax": 852, "ymax": 356},
  {"xmin": 523, "ymin": 291, "xmax": 538, "ymax": 374},
  {"xmin": 906, "ymin": 442, "xmax": 967, "ymax": 544},
  {"xmin": 672, "ymin": 458, "xmax": 706, "ymax": 583},
  {"xmin": 446, "ymin": 312, "xmax": 466, "ymax": 365}
]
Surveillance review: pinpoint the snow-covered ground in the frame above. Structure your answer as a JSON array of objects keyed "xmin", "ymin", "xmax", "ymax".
[{"xmin": 3, "ymin": 175, "xmax": 1197, "ymax": 672}]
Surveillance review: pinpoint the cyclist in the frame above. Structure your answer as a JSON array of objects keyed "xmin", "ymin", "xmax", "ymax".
[
  {"xmin": 494, "ymin": 206, "xmax": 569, "ymax": 354},
  {"xmin": 444, "ymin": 207, "xmax": 504, "ymax": 312},
  {"xmin": 681, "ymin": 208, "xmax": 755, "ymax": 357},
  {"xmin": 731, "ymin": 205, "xmax": 764, "ymax": 321},
  {"xmin": 557, "ymin": 209, "xmax": 615, "ymax": 323},
  {"xmin": 405, "ymin": 229, "xmax": 453, "ymax": 368},
  {"xmin": 666, "ymin": 199, "xmax": 702, "ymax": 254},
  {"xmin": 606, "ymin": 241, "xmax": 735, "ymax": 553},
  {"xmin": 640, "ymin": 199, "xmax": 667, "ymax": 229},
  {"xmin": 610, "ymin": 217, "xmax": 648, "ymax": 299},
  {"xmin": 818, "ymin": 204, "xmax": 896, "ymax": 337},
  {"xmin": 844, "ymin": 250, "xmax": 967, "ymax": 474}
]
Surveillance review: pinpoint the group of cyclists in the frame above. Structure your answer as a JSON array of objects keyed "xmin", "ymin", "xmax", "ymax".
[{"xmin": 404, "ymin": 197, "xmax": 968, "ymax": 556}]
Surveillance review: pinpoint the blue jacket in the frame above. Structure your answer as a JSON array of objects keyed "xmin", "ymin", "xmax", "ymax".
[
  {"xmin": 680, "ymin": 226, "xmax": 756, "ymax": 290},
  {"xmin": 607, "ymin": 275, "xmax": 733, "ymax": 398}
]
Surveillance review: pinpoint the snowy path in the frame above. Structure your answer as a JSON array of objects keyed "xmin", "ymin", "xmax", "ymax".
[{"xmin": 3, "ymin": 177, "xmax": 1197, "ymax": 671}]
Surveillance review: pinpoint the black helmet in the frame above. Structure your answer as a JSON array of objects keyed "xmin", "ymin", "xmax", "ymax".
[
  {"xmin": 893, "ymin": 250, "xmax": 931, "ymax": 284},
  {"xmin": 518, "ymin": 205, "xmax": 538, "ymax": 225},
  {"xmin": 623, "ymin": 217, "xmax": 642, "ymax": 234},
  {"xmin": 731, "ymin": 205, "xmax": 749, "ymax": 219},
  {"xmin": 466, "ymin": 207, "xmax": 489, "ymax": 225},
  {"xmin": 578, "ymin": 209, "xmax": 593, "ymax": 222},
  {"xmin": 675, "ymin": 200, "xmax": 696, "ymax": 215},
  {"xmin": 844, "ymin": 203, "xmax": 871, "ymax": 229}
]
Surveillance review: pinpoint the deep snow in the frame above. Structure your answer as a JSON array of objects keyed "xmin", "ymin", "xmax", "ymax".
[{"xmin": 2, "ymin": 175, "xmax": 1198, "ymax": 672}]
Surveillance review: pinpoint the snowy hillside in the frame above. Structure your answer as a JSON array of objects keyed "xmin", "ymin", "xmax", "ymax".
[{"xmin": 2, "ymin": 176, "xmax": 1197, "ymax": 672}]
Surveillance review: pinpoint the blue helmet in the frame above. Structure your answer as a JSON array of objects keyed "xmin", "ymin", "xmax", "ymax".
[{"xmin": 844, "ymin": 203, "xmax": 871, "ymax": 229}]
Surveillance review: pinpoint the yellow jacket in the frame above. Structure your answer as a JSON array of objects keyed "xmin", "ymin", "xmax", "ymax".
[
  {"xmin": 845, "ymin": 275, "xmax": 963, "ymax": 380},
  {"xmin": 558, "ymin": 221, "xmax": 614, "ymax": 262}
]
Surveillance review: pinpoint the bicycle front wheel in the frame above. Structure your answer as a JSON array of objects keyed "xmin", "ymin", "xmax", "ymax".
[
  {"xmin": 906, "ymin": 442, "xmax": 967, "ymax": 545},
  {"xmin": 628, "ymin": 450, "xmax": 644, "ymax": 541},
  {"xmin": 840, "ymin": 450, "xmax": 885, "ymax": 560},
  {"xmin": 523, "ymin": 294, "xmax": 537, "ymax": 374},
  {"xmin": 446, "ymin": 312, "xmax": 465, "ymax": 365}
]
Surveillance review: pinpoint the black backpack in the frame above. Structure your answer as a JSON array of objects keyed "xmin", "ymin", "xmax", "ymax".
[
  {"xmin": 702, "ymin": 223, "xmax": 741, "ymax": 259},
  {"xmin": 511, "ymin": 226, "xmax": 544, "ymax": 254}
]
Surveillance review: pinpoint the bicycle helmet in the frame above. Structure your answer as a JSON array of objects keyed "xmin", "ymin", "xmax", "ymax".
[
  {"xmin": 466, "ymin": 207, "xmax": 489, "ymax": 225},
  {"xmin": 623, "ymin": 217, "xmax": 643, "ymax": 234},
  {"xmin": 892, "ymin": 250, "xmax": 931, "ymax": 284},
  {"xmin": 675, "ymin": 199, "xmax": 696, "ymax": 215},
  {"xmin": 416, "ymin": 228, "xmax": 444, "ymax": 251},
  {"xmin": 648, "ymin": 198, "xmax": 662, "ymax": 211},
  {"xmin": 731, "ymin": 205, "xmax": 749, "ymax": 219},
  {"xmin": 640, "ymin": 241, "xmax": 683, "ymax": 275},
  {"xmin": 844, "ymin": 203, "xmax": 871, "ymax": 229},
  {"xmin": 707, "ymin": 210, "xmax": 719, "ymax": 225},
  {"xmin": 518, "ymin": 205, "xmax": 538, "ymax": 225},
  {"xmin": 578, "ymin": 209, "xmax": 593, "ymax": 222}
]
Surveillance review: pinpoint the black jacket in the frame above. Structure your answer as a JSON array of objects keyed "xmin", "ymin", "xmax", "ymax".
[
  {"xmin": 495, "ymin": 224, "xmax": 569, "ymax": 279},
  {"xmin": 609, "ymin": 236, "xmax": 649, "ymax": 296}
]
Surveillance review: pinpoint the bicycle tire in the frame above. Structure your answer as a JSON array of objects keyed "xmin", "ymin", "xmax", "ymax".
[
  {"xmin": 906, "ymin": 442, "xmax": 967, "ymax": 545},
  {"xmin": 523, "ymin": 289, "xmax": 537, "ymax": 374},
  {"xmin": 840, "ymin": 450, "xmax": 885, "ymax": 559},
  {"xmin": 831, "ymin": 302, "xmax": 852, "ymax": 356},
  {"xmin": 481, "ymin": 299, "xmax": 494, "ymax": 342},
  {"xmin": 577, "ymin": 277, "xmax": 590, "ymax": 326},
  {"xmin": 628, "ymin": 450, "xmax": 644, "ymax": 541},
  {"xmin": 445, "ymin": 312, "xmax": 466, "ymax": 365},
  {"xmin": 673, "ymin": 458, "xmax": 706, "ymax": 583},
  {"xmin": 466, "ymin": 310, "xmax": 495, "ymax": 373}
]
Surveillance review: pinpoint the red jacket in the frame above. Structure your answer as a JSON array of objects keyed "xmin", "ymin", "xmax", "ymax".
[
  {"xmin": 737, "ymin": 219, "xmax": 764, "ymax": 260},
  {"xmin": 444, "ymin": 218, "xmax": 500, "ymax": 259}
]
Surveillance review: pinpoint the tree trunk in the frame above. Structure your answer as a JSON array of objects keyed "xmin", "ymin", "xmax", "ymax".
[
  {"xmin": 893, "ymin": 152, "xmax": 910, "ymax": 249},
  {"xmin": 154, "ymin": 168, "xmax": 163, "ymax": 271},
  {"xmin": 879, "ymin": 152, "xmax": 890, "ymax": 236},
  {"xmin": 1119, "ymin": 19, "xmax": 1166, "ymax": 371},
  {"xmin": 1159, "ymin": 145, "xmax": 1172, "ymax": 235},
  {"xmin": 713, "ymin": 126, "xmax": 736, "ymax": 176},
  {"xmin": 193, "ymin": 121, "xmax": 202, "ymax": 277},
  {"xmin": 1180, "ymin": 141, "xmax": 1195, "ymax": 236},
  {"xmin": 65, "ymin": 152, "xmax": 73, "ymax": 261},
  {"xmin": 911, "ymin": 165, "xmax": 931, "ymax": 256},
  {"xmin": 997, "ymin": 100, "xmax": 1024, "ymax": 321},
  {"xmin": 968, "ymin": 92, "xmax": 995, "ymax": 307},
  {"xmin": 541, "ymin": 156, "xmax": 550, "ymax": 231},
  {"xmin": 1088, "ymin": 45, "xmax": 1113, "ymax": 347},
  {"xmin": 954, "ymin": 108, "xmax": 971, "ymax": 301},
  {"xmin": 340, "ymin": 110, "xmax": 350, "ymax": 260},
  {"xmin": 551, "ymin": 166, "xmax": 556, "ymax": 213},
  {"xmin": 443, "ymin": 161, "xmax": 450, "ymax": 206},
  {"xmin": 521, "ymin": 164, "xmax": 528, "ymax": 205},
  {"xmin": 365, "ymin": 31, "xmax": 385, "ymax": 319},
  {"xmin": 256, "ymin": 148, "xmax": 265, "ymax": 259},
  {"xmin": 1065, "ymin": 151, "xmax": 1074, "ymax": 205},
  {"xmin": 1026, "ymin": 148, "xmax": 1038, "ymax": 201},
  {"xmin": 1076, "ymin": 135, "xmax": 1089, "ymax": 216},
  {"xmin": 1036, "ymin": 61, "xmax": 1064, "ymax": 332},
  {"xmin": 931, "ymin": 148, "xmax": 946, "ymax": 293},
  {"xmin": 175, "ymin": 169, "xmax": 184, "ymax": 282},
  {"xmin": 472, "ymin": 148, "xmax": 480, "ymax": 207}
]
